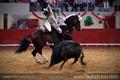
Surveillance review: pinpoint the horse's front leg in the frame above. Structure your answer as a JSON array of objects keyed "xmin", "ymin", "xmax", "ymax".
[
  {"xmin": 37, "ymin": 46, "xmax": 49, "ymax": 63},
  {"xmin": 32, "ymin": 48, "xmax": 43, "ymax": 64}
]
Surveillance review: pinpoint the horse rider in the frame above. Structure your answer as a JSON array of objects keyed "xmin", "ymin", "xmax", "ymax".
[{"xmin": 42, "ymin": 4, "xmax": 62, "ymax": 34}]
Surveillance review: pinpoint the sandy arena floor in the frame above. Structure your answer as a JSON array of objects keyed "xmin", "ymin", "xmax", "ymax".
[{"xmin": 0, "ymin": 46, "xmax": 120, "ymax": 79}]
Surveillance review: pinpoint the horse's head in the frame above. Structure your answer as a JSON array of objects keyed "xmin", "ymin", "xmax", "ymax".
[
  {"xmin": 72, "ymin": 15, "xmax": 81, "ymax": 31},
  {"xmin": 64, "ymin": 14, "xmax": 81, "ymax": 32}
]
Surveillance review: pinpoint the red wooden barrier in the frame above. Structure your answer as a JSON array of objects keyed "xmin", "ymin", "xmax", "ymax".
[
  {"xmin": 0, "ymin": 29, "xmax": 120, "ymax": 44},
  {"xmin": 0, "ymin": 29, "xmax": 35, "ymax": 44},
  {"xmin": 73, "ymin": 29, "xmax": 120, "ymax": 43}
]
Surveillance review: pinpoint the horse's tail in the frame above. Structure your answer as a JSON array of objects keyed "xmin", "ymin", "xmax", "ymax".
[{"xmin": 16, "ymin": 35, "xmax": 31, "ymax": 53}]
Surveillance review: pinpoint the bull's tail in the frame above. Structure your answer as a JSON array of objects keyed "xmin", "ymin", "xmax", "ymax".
[
  {"xmin": 16, "ymin": 35, "xmax": 31, "ymax": 53},
  {"xmin": 80, "ymin": 45, "xmax": 86, "ymax": 65},
  {"xmin": 81, "ymin": 51, "xmax": 84, "ymax": 60}
]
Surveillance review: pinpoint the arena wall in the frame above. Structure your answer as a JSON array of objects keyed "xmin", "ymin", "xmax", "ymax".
[
  {"xmin": 73, "ymin": 29, "xmax": 120, "ymax": 44},
  {"xmin": 0, "ymin": 15, "xmax": 4, "ymax": 29},
  {"xmin": 116, "ymin": 12, "xmax": 120, "ymax": 29},
  {"xmin": 0, "ymin": 29, "xmax": 120, "ymax": 46},
  {"xmin": 0, "ymin": 3, "xmax": 29, "ymax": 15}
]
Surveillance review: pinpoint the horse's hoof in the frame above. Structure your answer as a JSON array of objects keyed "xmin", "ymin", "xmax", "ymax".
[
  {"xmin": 82, "ymin": 62, "xmax": 86, "ymax": 65},
  {"xmin": 39, "ymin": 62, "xmax": 43, "ymax": 64},
  {"xmin": 36, "ymin": 60, "xmax": 43, "ymax": 64},
  {"xmin": 45, "ymin": 60, "xmax": 49, "ymax": 62},
  {"xmin": 40, "ymin": 62, "xmax": 43, "ymax": 65},
  {"xmin": 41, "ymin": 61, "xmax": 48, "ymax": 64}
]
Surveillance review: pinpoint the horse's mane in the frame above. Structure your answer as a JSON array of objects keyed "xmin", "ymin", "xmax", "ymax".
[{"xmin": 64, "ymin": 14, "xmax": 78, "ymax": 26}]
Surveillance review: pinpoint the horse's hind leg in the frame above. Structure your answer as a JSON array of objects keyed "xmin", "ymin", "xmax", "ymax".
[
  {"xmin": 32, "ymin": 48, "xmax": 43, "ymax": 64},
  {"xmin": 42, "ymin": 53, "xmax": 49, "ymax": 62},
  {"xmin": 80, "ymin": 51, "xmax": 86, "ymax": 65}
]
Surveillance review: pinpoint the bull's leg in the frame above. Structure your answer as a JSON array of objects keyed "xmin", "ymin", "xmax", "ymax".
[
  {"xmin": 60, "ymin": 60, "xmax": 67, "ymax": 70},
  {"xmin": 80, "ymin": 51, "xmax": 86, "ymax": 65},
  {"xmin": 71, "ymin": 57, "xmax": 79, "ymax": 65},
  {"xmin": 48, "ymin": 63, "xmax": 53, "ymax": 69}
]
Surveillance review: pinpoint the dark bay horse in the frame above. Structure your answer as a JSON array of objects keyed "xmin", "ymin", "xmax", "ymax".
[{"xmin": 16, "ymin": 14, "xmax": 81, "ymax": 64}]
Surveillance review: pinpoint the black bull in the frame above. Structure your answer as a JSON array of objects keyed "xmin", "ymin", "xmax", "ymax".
[{"xmin": 49, "ymin": 41, "xmax": 86, "ymax": 70}]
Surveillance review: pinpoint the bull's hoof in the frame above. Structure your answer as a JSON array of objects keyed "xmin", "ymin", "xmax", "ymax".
[
  {"xmin": 43, "ymin": 66, "xmax": 49, "ymax": 69},
  {"xmin": 48, "ymin": 64, "xmax": 54, "ymax": 69},
  {"xmin": 59, "ymin": 68, "xmax": 63, "ymax": 71},
  {"xmin": 71, "ymin": 61, "xmax": 77, "ymax": 65},
  {"xmin": 47, "ymin": 66, "xmax": 50, "ymax": 69}
]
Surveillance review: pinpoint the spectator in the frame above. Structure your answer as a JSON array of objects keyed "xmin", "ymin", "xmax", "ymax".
[
  {"xmin": 45, "ymin": 0, "xmax": 56, "ymax": 6},
  {"xmin": 95, "ymin": 0, "xmax": 99, "ymax": 7},
  {"xmin": 81, "ymin": 0, "xmax": 88, "ymax": 11},
  {"xmin": 38, "ymin": 0, "xmax": 48, "ymax": 11},
  {"xmin": 9, "ymin": 0, "xmax": 18, "ymax": 3},
  {"xmin": 10, "ymin": 23, "xmax": 18, "ymax": 29},
  {"xmin": 65, "ymin": 0, "xmax": 75, "ymax": 11},
  {"xmin": 103, "ymin": 0, "xmax": 109, "ymax": 11},
  {"xmin": 109, "ymin": 0, "xmax": 115, "ymax": 7},
  {"xmin": 71, "ymin": 0, "xmax": 82, "ymax": 11},
  {"xmin": 65, "ymin": 0, "xmax": 74, "ymax": 7},
  {"xmin": 20, "ymin": 0, "xmax": 28, "ymax": 3},
  {"xmin": 29, "ymin": 0, "xmax": 38, "ymax": 11},
  {"xmin": 1, "ymin": 0, "xmax": 9, "ymax": 2},
  {"xmin": 63, "ymin": 0, "xmax": 70, "ymax": 11},
  {"xmin": 18, "ymin": 19, "xmax": 28, "ymax": 29},
  {"xmin": 58, "ymin": 0, "xmax": 65, "ymax": 11},
  {"xmin": 88, "ymin": 0, "xmax": 95, "ymax": 11}
]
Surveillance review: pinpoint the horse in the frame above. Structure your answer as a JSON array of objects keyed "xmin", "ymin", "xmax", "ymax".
[{"xmin": 16, "ymin": 14, "xmax": 81, "ymax": 64}]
